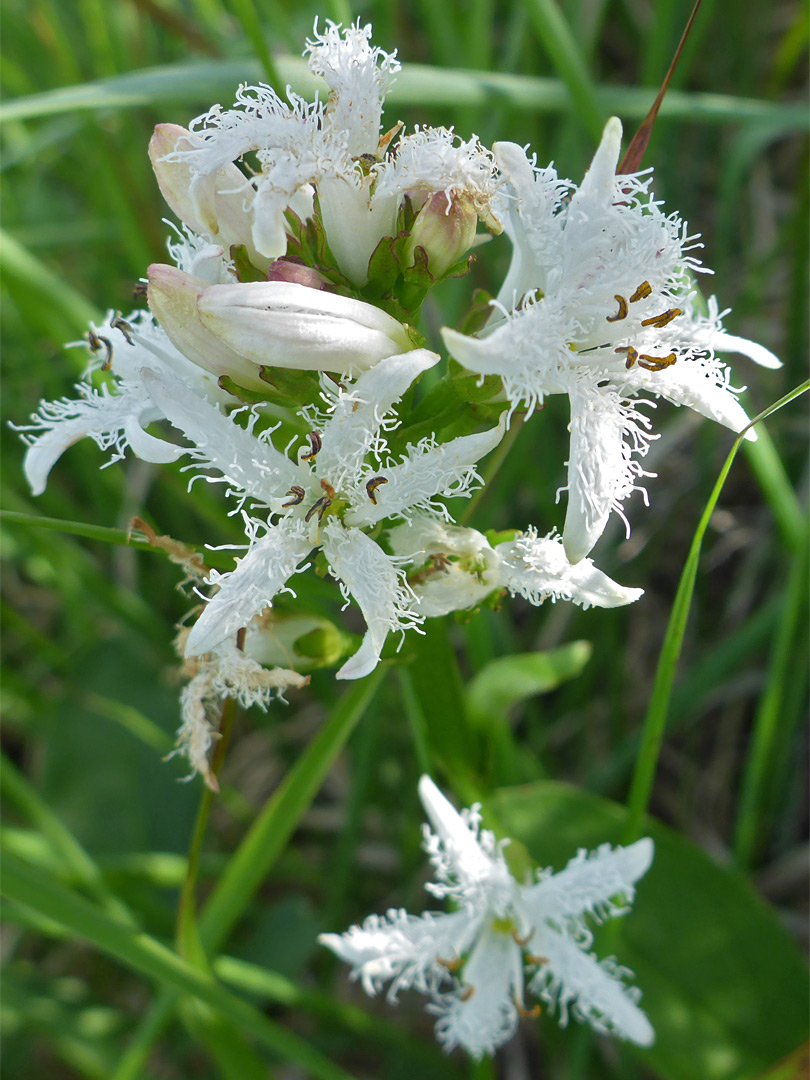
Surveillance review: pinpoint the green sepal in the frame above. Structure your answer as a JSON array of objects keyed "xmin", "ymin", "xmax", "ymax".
[
  {"xmin": 217, "ymin": 375, "xmax": 273, "ymax": 405},
  {"xmin": 257, "ymin": 365, "xmax": 323, "ymax": 408},
  {"xmin": 485, "ymin": 528, "xmax": 522, "ymax": 548},
  {"xmin": 229, "ymin": 244, "xmax": 267, "ymax": 283},
  {"xmin": 458, "ymin": 288, "xmax": 495, "ymax": 335},
  {"xmin": 283, "ymin": 203, "xmax": 354, "ymax": 294}
]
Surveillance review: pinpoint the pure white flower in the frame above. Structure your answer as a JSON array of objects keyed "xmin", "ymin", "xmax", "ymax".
[
  {"xmin": 139, "ymin": 352, "xmax": 506, "ymax": 679},
  {"xmin": 389, "ymin": 516, "xmax": 642, "ymax": 617},
  {"xmin": 443, "ymin": 117, "xmax": 781, "ymax": 562},
  {"xmin": 14, "ymin": 309, "xmax": 231, "ymax": 496},
  {"xmin": 158, "ymin": 21, "xmax": 498, "ymax": 286},
  {"xmin": 321, "ymin": 775, "xmax": 655, "ymax": 1059}
]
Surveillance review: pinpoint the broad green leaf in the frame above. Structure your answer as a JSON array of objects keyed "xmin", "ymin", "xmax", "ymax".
[
  {"xmin": 492, "ymin": 780, "xmax": 809, "ymax": 1080},
  {"xmin": 465, "ymin": 642, "xmax": 592, "ymax": 726}
]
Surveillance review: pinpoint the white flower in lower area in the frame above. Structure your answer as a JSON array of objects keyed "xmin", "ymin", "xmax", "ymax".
[
  {"xmin": 388, "ymin": 516, "xmax": 642, "ymax": 618},
  {"xmin": 442, "ymin": 117, "xmax": 780, "ymax": 563},
  {"xmin": 320, "ymin": 776, "xmax": 655, "ymax": 1059},
  {"xmin": 173, "ymin": 629, "xmax": 309, "ymax": 788},
  {"xmin": 139, "ymin": 351, "xmax": 505, "ymax": 679},
  {"xmin": 13, "ymin": 309, "xmax": 231, "ymax": 496}
]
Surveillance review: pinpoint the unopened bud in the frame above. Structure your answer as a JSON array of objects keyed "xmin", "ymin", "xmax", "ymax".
[
  {"xmin": 197, "ymin": 280, "xmax": 414, "ymax": 375},
  {"xmin": 244, "ymin": 613, "xmax": 355, "ymax": 671},
  {"xmin": 404, "ymin": 192, "xmax": 478, "ymax": 279}
]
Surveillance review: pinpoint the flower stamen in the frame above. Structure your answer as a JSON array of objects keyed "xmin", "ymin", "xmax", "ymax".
[
  {"xmin": 525, "ymin": 953, "xmax": 549, "ymax": 967},
  {"xmin": 301, "ymin": 431, "xmax": 323, "ymax": 462},
  {"xmin": 111, "ymin": 313, "xmax": 135, "ymax": 345},
  {"xmin": 638, "ymin": 351, "xmax": 677, "ymax": 371},
  {"xmin": 629, "ymin": 281, "xmax": 652, "ymax": 303},
  {"xmin": 615, "ymin": 345, "xmax": 639, "ymax": 369},
  {"xmin": 365, "ymin": 476, "xmax": 388, "ymax": 504},
  {"xmin": 305, "ymin": 495, "xmax": 332, "ymax": 522},
  {"xmin": 86, "ymin": 329, "xmax": 114, "ymax": 370},
  {"xmin": 512, "ymin": 928, "xmax": 534, "ymax": 947},
  {"xmin": 641, "ymin": 308, "xmax": 683, "ymax": 329},
  {"xmin": 437, "ymin": 954, "xmax": 463, "ymax": 972},
  {"xmin": 282, "ymin": 485, "xmax": 306, "ymax": 507},
  {"xmin": 459, "ymin": 984, "xmax": 475, "ymax": 1001},
  {"xmin": 512, "ymin": 993, "xmax": 541, "ymax": 1019},
  {"xmin": 606, "ymin": 295, "xmax": 629, "ymax": 323}
]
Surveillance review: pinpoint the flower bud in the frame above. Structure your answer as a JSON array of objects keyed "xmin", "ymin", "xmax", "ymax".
[
  {"xmin": 403, "ymin": 192, "xmax": 478, "ymax": 279},
  {"xmin": 149, "ymin": 124, "xmax": 265, "ymax": 268},
  {"xmin": 197, "ymin": 280, "xmax": 414, "ymax": 375},
  {"xmin": 147, "ymin": 264, "xmax": 269, "ymax": 391},
  {"xmin": 244, "ymin": 613, "xmax": 355, "ymax": 671}
]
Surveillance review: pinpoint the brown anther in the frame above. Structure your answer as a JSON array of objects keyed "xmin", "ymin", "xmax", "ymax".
[
  {"xmin": 437, "ymin": 955, "xmax": 463, "ymax": 972},
  {"xmin": 305, "ymin": 496, "xmax": 332, "ymax": 523},
  {"xmin": 111, "ymin": 313, "xmax": 135, "ymax": 344},
  {"xmin": 629, "ymin": 281, "xmax": 652, "ymax": 303},
  {"xmin": 615, "ymin": 345, "xmax": 639, "ymax": 370},
  {"xmin": 430, "ymin": 553, "xmax": 451, "ymax": 572},
  {"xmin": 86, "ymin": 330, "xmax": 114, "ymax": 370},
  {"xmin": 638, "ymin": 351, "xmax": 677, "ymax": 372},
  {"xmin": 512, "ymin": 928, "xmax": 534, "ymax": 948},
  {"xmin": 512, "ymin": 994, "xmax": 541, "ymax": 1019},
  {"xmin": 606, "ymin": 295, "xmax": 629, "ymax": 323},
  {"xmin": 133, "ymin": 281, "xmax": 148, "ymax": 299},
  {"xmin": 282, "ymin": 486, "xmax": 306, "ymax": 508},
  {"xmin": 301, "ymin": 431, "xmax": 322, "ymax": 462},
  {"xmin": 320, "ymin": 479, "xmax": 336, "ymax": 500},
  {"xmin": 640, "ymin": 308, "xmax": 683, "ymax": 329},
  {"xmin": 459, "ymin": 985, "xmax": 475, "ymax": 1001},
  {"xmin": 365, "ymin": 476, "xmax": 388, "ymax": 504},
  {"xmin": 525, "ymin": 954, "xmax": 549, "ymax": 967}
]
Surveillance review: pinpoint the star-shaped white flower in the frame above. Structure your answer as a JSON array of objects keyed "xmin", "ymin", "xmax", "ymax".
[
  {"xmin": 388, "ymin": 515, "xmax": 642, "ymax": 617},
  {"xmin": 321, "ymin": 776, "xmax": 655, "ymax": 1059},
  {"xmin": 443, "ymin": 117, "xmax": 780, "ymax": 562},
  {"xmin": 157, "ymin": 21, "xmax": 498, "ymax": 285},
  {"xmin": 141, "ymin": 352, "xmax": 505, "ymax": 679}
]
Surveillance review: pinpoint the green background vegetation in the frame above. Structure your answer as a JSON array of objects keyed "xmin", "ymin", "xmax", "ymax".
[{"xmin": 1, "ymin": 0, "xmax": 807, "ymax": 1077}]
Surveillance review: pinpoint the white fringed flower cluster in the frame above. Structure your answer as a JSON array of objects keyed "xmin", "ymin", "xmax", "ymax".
[{"xmin": 15, "ymin": 19, "xmax": 779, "ymax": 1061}]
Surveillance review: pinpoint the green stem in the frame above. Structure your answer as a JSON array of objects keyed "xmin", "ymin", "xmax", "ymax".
[{"xmin": 460, "ymin": 415, "xmax": 525, "ymax": 525}]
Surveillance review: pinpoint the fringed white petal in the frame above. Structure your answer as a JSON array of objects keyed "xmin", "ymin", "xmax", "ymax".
[
  {"xmin": 318, "ymin": 174, "xmax": 399, "ymax": 285},
  {"xmin": 433, "ymin": 926, "xmax": 523, "ymax": 1060},
  {"xmin": 185, "ymin": 518, "xmax": 313, "ymax": 657},
  {"xmin": 569, "ymin": 116, "xmax": 623, "ymax": 211},
  {"xmin": 318, "ymin": 348, "xmax": 439, "ymax": 486},
  {"xmin": 387, "ymin": 515, "xmax": 493, "ymax": 562},
  {"xmin": 418, "ymin": 776, "xmax": 497, "ymax": 884},
  {"xmin": 140, "ymin": 369, "xmax": 300, "ymax": 504},
  {"xmin": 496, "ymin": 529, "xmax": 643, "ymax": 609},
  {"xmin": 412, "ymin": 564, "xmax": 495, "ymax": 618},
  {"xmin": 322, "ymin": 522, "xmax": 421, "ymax": 680},
  {"xmin": 710, "ymin": 330, "xmax": 781, "ymax": 369},
  {"xmin": 319, "ymin": 907, "xmax": 478, "ymax": 1001},
  {"xmin": 520, "ymin": 839, "xmax": 654, "ymax": 925},
  {"xmin": 347, "ymin": 417, "xmax": 506, "ymax": 527},
  {"xmin": 530, "ymin": 926, "xmax": 655, "ymax": 1047},
  {"xmin": 563, "ymin": 383, "xmax": 654, "ymax": 563}
]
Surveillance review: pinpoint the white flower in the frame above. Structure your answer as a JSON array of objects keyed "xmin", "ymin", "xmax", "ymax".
[
  {"xmin": 13, "ymin": 309, "xmax": 231, "ymax": 496},
  {"xmin": 172, "ymin": 628, "xmax": 309, "ymax": 788},
  {"xmin": 147, "ymin": 266, "xmax": 415, "ymax": 387},
  {"xmin": 139, "ymin": 351, "xmax": 506, "ymax": 679},
  {"xmin": 443, "ymin": 117, "xmax": 781, "ymax": 562},
  {"xmin": 320, "ymin": 776, "xmax": 655, "ymax": 1059},
  {"xmin": 157, "ymin": 21, "xmax": 497, "ymax": 286},
  {"xmin": 388, "ymin": 516, "xmax": 642, "ymax": 617}
]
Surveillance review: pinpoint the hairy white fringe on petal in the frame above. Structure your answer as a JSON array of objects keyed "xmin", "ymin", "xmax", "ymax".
[
  {"xmin": 562, "ymin": 383, "xmax": 656, "ymax": 563},
  {"xmin": 322, "ymin": 522, "xmax": 422, "ymax": 680},
  {"xmin": 530, "ymin": 927, "xmax": 655, "ymax": 1046},
  {"xmin": 348, "ymin": 418, "xmax": 506, "ymax": 527},
  {"xmin": 520, "ymin": 839, "xmax": 654, "ymax": 927},
  {"xmin": 320, "ymin": 907, "xmax": 479, "ymax": 1002},
  {"xmin": 171, "ymin": 669, "xmax": 220, "ymax": 787},
  {"xmin": 209, "ymin": 637, "xmax": 309, "ymax": 708},
  {"xmin": 185, "ymin": 517, "xmax": 313, "ymax": 657},
  {"xmin": 141, "ymin": 369, "xmax": 299, "ymax": 507},
  {"xmin": 305, "ymin": 19, "xmax": 399, "ymax": 157},
  {"xmin": 496, "ymin": 528, "xmax": 643, "ymax": 609},
  {"xmin": 431, "ymin": 927, "xmax": 522, "ymax": 1060},
  {"xmin": 318, "ymin": 349, "xmax": 439, "ymax": 487},
  {"xmin": 376, "ymin": 127, "xmax": 498, "ymax": 207}
]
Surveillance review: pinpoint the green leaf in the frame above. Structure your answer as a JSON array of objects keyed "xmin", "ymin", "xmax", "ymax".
[
  {"xmin": 465, "ymin": 642, "xmax": 593, "ymax": 726},
  {"xmin": 492, "ymin": 781, "xmax": 810, "ymax": 1080},
  {"xmin": 1, "ymin": 853, "xmax": 352, "ymax": 1080}
]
